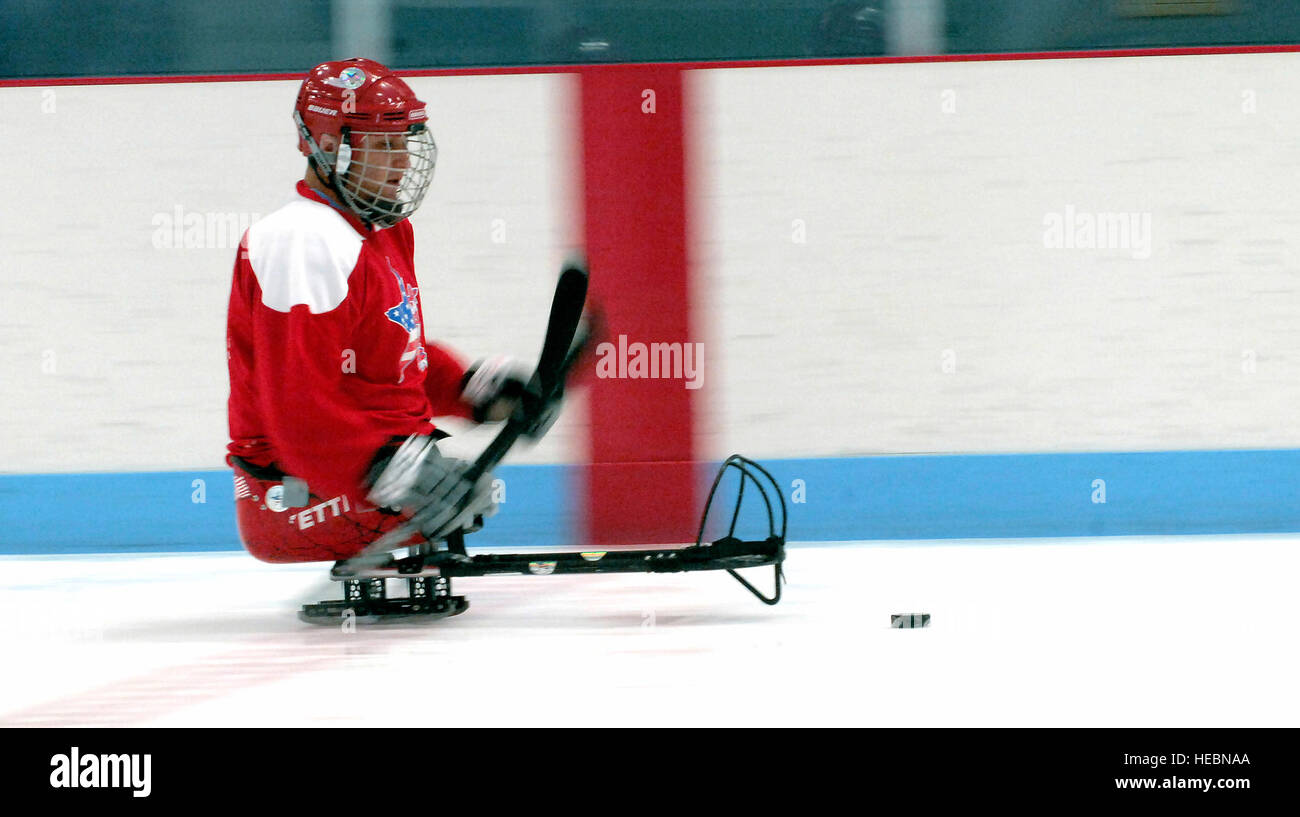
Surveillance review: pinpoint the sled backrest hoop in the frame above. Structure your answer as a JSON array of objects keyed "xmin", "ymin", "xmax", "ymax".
[{"xmin": 696, "ymin": 454, "xmax": 788, "ymax": 604}]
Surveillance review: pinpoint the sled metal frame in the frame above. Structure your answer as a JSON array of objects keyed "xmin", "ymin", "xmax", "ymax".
[{"xmin": 299, "ymin": 455, "xmax": 786, "ymax": 622}]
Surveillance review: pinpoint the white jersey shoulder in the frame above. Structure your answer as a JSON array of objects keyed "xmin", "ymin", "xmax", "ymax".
[{"xmin": 245, "ymin": 196, "xmax": 363, "ymax": 314}]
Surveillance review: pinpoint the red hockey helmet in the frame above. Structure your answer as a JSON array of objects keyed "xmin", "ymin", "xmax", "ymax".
[{"xmin": 293, "ymin": 58, "xmax": 437, "ymax": 228}]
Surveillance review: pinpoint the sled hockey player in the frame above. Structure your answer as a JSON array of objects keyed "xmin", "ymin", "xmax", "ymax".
[{"xmin": 225, "ymin": 58, "xmax": 542, "ymax": 564}]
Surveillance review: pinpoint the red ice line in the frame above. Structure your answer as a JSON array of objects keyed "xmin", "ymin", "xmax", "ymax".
[{"xmin": 0, "ymin": 641, "xmax": 361, "ymax": 727}]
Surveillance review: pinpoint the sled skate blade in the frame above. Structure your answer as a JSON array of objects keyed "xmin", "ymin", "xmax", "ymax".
[
  {"xmin": 299, "ymin": 574, "xmax": 468, "ymax": 625},
  {"xmin": 297, "ymin": 595, "xmax": 470, "ymax": 625}
]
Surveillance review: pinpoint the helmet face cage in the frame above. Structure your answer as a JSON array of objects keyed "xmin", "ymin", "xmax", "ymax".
[{"xmin": 331, "ymin": 125, "xmax": 437, "ymax": 229}]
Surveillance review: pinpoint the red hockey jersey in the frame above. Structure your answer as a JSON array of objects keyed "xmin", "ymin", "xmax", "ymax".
[{"xmin": 226, "ymin": 181, "xmax": 472, "ymax": 498}]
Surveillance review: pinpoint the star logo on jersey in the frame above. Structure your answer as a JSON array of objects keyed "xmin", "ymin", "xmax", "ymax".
[
  {"xmin": 385, "ymin": 268, "xmax": 421, "ymax": 333},
  {"xmin": 385, "ymin": 265, "xmax": 427, "ymax": 383}
]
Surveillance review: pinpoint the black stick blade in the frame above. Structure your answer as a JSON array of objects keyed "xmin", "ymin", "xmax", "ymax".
[{"xmin": 535, "ymin": 260, "xmax": 588, "ymax": 398}]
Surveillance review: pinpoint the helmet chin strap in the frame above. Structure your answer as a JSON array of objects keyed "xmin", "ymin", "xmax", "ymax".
[{"xmin": 294, "ymin": 111, "xmax": 373, "ymax": 227}]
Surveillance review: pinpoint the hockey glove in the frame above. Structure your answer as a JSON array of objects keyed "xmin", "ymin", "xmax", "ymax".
[
  {"xmin": 461, "ymin": 355, "xmax": 560, "ymax": 439},
  {"xmin": 366, "ymin": 435, "xmax": 497, "ymax": 542}
]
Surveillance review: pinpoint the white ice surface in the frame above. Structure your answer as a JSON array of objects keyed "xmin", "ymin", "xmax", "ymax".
[{"xmin": 2, "ymin": 535, "xmax": 1297, "ymax": 727}]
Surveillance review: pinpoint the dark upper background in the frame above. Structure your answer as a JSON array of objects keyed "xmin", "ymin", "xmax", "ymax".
[{"xmin": 1, "ymin": 0, "xmax": 1296, "ymax": 79}]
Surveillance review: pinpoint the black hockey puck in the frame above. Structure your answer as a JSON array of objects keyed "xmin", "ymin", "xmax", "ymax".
[{"xmin": 891, "ymin": 613, "xmax": 931, "ymax": 628}]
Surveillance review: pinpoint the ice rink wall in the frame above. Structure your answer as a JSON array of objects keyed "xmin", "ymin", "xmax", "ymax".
[{"xmin": 4, "ymin": 47, "xmax": 1300, "ymax": 553}]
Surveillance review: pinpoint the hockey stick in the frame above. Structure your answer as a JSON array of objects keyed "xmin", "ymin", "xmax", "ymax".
[
  {"xmin": 350, "ymin": 260, "xmax": 590, "ymax": 561},
  {"xmin": 460, "ymin": 259, "xmax": 589, "ymax": 485}
]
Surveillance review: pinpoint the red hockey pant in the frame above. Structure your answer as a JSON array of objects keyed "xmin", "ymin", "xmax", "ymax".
[{"xmin": 232, "ymin": 466, "xmax": 417, "ymax": 563}]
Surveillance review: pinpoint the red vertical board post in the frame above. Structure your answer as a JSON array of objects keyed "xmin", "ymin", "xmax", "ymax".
[{"xmin": 579, "ymin": 65, "xmax": 698, "ymax": 546}]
